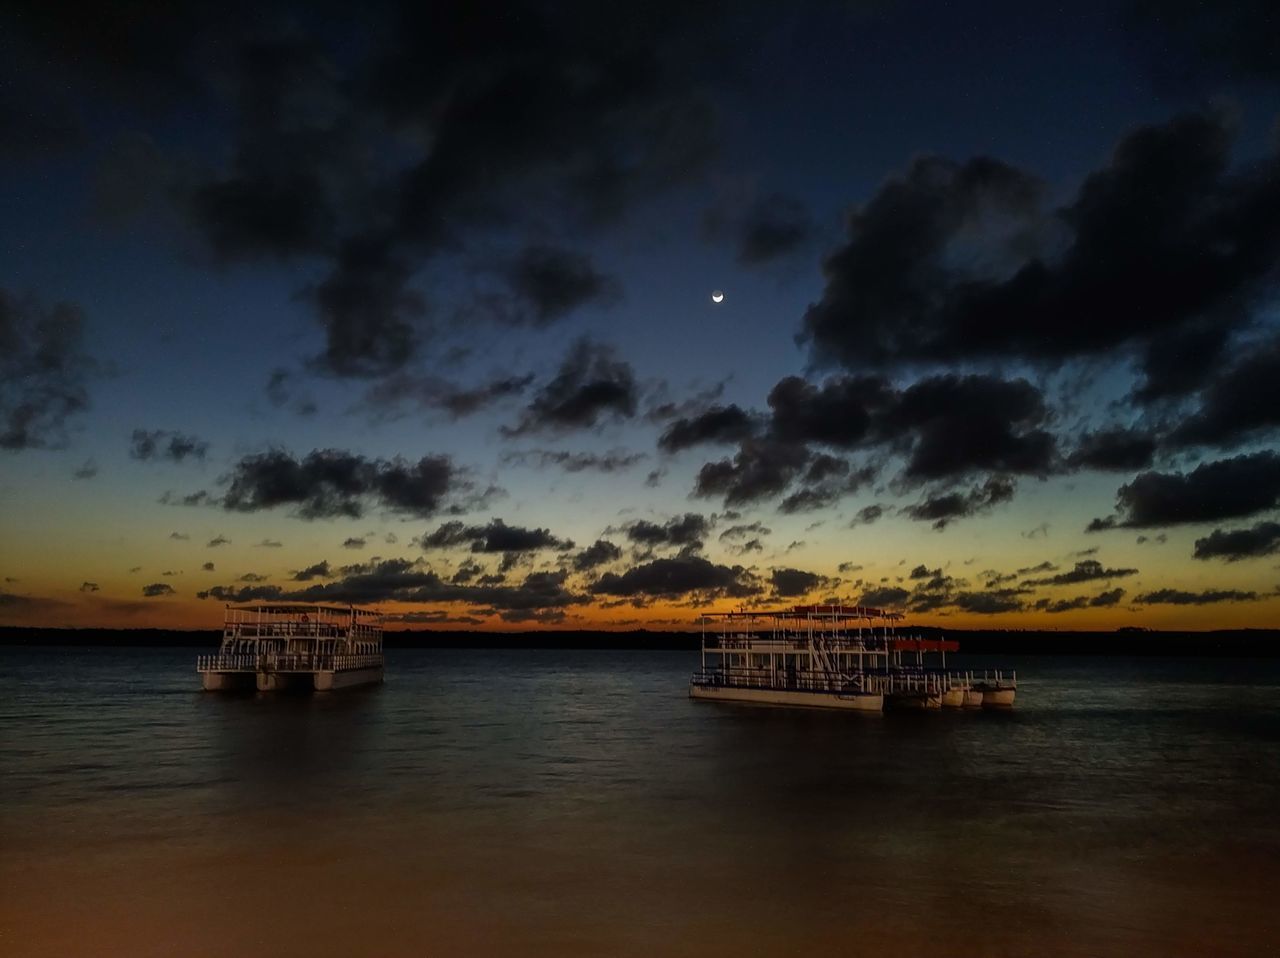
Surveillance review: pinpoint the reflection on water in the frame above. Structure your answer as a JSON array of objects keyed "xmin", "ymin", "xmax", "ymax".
[{"xmin": 2, "ymin": 648, "xmax": 1279, "ymax": 956}]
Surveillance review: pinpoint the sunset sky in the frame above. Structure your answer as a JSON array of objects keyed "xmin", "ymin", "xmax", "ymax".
[{"xmin": 2, "ymin": 0, "xmax": 1279, "ymax": 631}]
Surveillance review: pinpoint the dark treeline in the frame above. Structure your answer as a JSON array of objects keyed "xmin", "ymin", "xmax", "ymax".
[{"xmin": 1, "ymin": 626, "xmax": 1278, "ymax": 656}]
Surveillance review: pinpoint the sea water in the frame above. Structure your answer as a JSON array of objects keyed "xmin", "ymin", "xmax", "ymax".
[{"xmin": 2, "ymin": 647, "xmax": 1278, "ymax": 956}]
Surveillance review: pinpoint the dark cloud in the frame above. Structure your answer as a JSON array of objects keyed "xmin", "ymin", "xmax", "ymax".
[
  {"xmin": 363, "ymin": 372, "xmax": 534, "ymax": 420},
  {"xmin": 1193, "ymin": 521, "xmax": 1280, "ymax": 562},
  {"xmin": 1088, "ymin": 451, "xmax": 1280, "ymax": 529},
  {"xmin": 851, "ymin": 504, "xmax": 884, "ymax": 526},
  {"xmin": 591, "ymin": 555, "xmax": 760, "ymax": 599},
  {"xmin": 238, "ymin": 573, "xmax": 268, "ymax": 582},
  {"xmin": 142, "ymin": 582, "xmax": 176, "ymax": 597},
  {"xmin": 624, "ymin": 513, "xmax": 710, "ymax": 550},
  {"xmin": 342, "ymin": 537, "xmax": 366, "ymax": 549},
  {"xmin": 700, "ymin": 371, "xmax": 1052, "ymax": 512},
  {"xmin": 1017, "ymin": 561, "xmax": 1057, "ymax": 575},
  {"xmin": 572, "ymin": 539, "xmax": 623, "ymax": 572},
  {"xmin": 1023, "ymin": 559, "xmax": 1138, "ymax": 585},
  {"xmin": 770, "ymin": 567, "xmax": 834, "ymax": 598},
  {"xmin": 217, "ymin": 448, "xmax": 478, "ymax": 520},
  {"xmin": 305, "ymin": 237, "xmax": 424, "ymax": 379},
  {"xmin": 778, "ymin": 464, "xmax": 876, "ymax": 514},
  {"xmin": 951, "ymin": 590, "xmax": 1027, "ymax": 614},
  {"xmin": 169, "ymin": 532, "xmax": 189, "ymax": 541},
  {"xmin": 1091, "ymin": 587, "xmax": 1128, "ymax": 607},
  {"xmin": 886, "ymin": 375, "xmax": 1055, "ymax": 480},
  {"xmin": 256, "ymin": 539, "xmax": 283, "ymax": 548},
  {"xmin": 291, "ymin": 561, "xmax": 332, "ymax": 582},
  {"xmin": 196, "ymin": 584, "xmax": 284, "ymax": 602},
  {"xmin": 496, "ymin": 245, "xmax": 621, "ymax": 326},
  {"xmin": 767, "ymin": 374, "xmax": 892, "ymax": 448},
  {"xmin": 505, "ymin": 339, "xmax": 637, "ymax": 435},
  {"xmin": 160, "ymin": 490, "xmax": 213, "ymax": 507},
  {"xmin": 903, "ymin": 476, "xmax": 1016, "ymax": 529},
  {"xmin": 705, "ymin": 191, "xmax": 813, "ymax": 266},
  {"xmin": 500, "ymin": 449, "xmax": 646, "ymax": 473},
  {"xmin": 1167, "ymin": 336, "xmax": 1280, "ymax": 448},
  {"xmin": 857, "ymin": 586, "xmax": 911, "ymax": 608},
  {"xmin": 658, "ymin": 404, "xmax": 757, "ymax": 453},
  {"xmin": 202, "ymin": 562, "xmax": 214, "ymax": 571},
  {"xmin": 1, "ymin": 288, "xmax": 98, "ymax": 450},
  {"xmin": 74, "ymin": 1, "xmax": 720, "ymax": 378},
  {"xmin": 1133, "ymin": 587, "xmax": 1259, "ymax": 605},
  {"xmin": 694, "ymin": 439, "xmax": 811, "ymax": 507},
  {"xmin": 79, "ymin": 581, "xmax": 99, "ymax": 592},
  {"xmin": 420, "ymin": 518, "xmax": 573, "ymax": 554},
  {"xmin": 1066, "ymin": 428, "xmax": 1157, "ymax": 471},
  {"xmin": 719, "ymin": 521, "xmax": 770, "ymax": 542},
  {"xmin": 1036, "ymin": 587, "xmax": 1127, "ymax": 612},
  {"xmin": 284, "ymin": 558, "xmax": 588, "ymax": 614},
  {"xmin": 207, "ymin": 535, "xmax": 230, "ymax": 547},
  {"xmin": 73, "ymin": 459, "xmax": 98, "ymax": 479},
  {"xmin": 130, "ymin": 429, "xmax": 209, "ymax": 462},
  {"xmin": 801, "ymin": 111, "xmax": 1280, "ymax": 401}
]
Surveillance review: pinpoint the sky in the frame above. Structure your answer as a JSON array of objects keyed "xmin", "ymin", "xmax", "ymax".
[{"xmin": 2, "ymin": 0, "xmax": 1279, "ymax": 631}]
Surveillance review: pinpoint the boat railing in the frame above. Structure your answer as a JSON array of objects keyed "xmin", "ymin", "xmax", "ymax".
[
  {"xmin": 886, "ymin": 671, "xmax": 946, "ymax": 695},
  {"xmin": 198, "ymin": 652, "xmax": 383, "ymax": 673},
  {"xmin": 691, "ymin": 666, "xmax": 889, "ymax": 695},
  {"xmin": 197, "ymin": 653, "xmax": 259, "ymax": 672}
]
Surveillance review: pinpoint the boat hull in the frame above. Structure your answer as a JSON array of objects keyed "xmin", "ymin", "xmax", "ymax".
[
  {"xmin": 689, "ymin": 684, "xmax": 883, "ymax": 712},
  {"xmin": 888, "ymin": 693, "xmax": 942, "ymax": 710},
  {"xmin": 980, "ymin": 688, "xmax": 1016, "ymax": 708},
  {"xmin": 941, "ymin": 688, "xmax": 965, "ymax": 708},
  {"xmin": 962, "ymin": 689, "xmax": 984, "ymax": 708}
]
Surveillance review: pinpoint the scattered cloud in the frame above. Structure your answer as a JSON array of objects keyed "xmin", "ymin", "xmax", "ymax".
[
  {"xmin": 1193, "ymin": 521, "xmax": 1280, "ymax": 562},
  {"xmin": 205, "ymin": 448, "xmax": 489, "ymax": 520},
  {"xmin": 419, "ymin": 518, "xmax": 573, "ymax": 555},
  {"xmin": 591, "ymin": 555, "xmax": 760, "ymax": 599},
  {"xmin": 1088, "ymin": 451, "xmax": 1280, "ymax": 529},
  {"xmin": 1133, "ymin": 587, "xmax": 1258, "ymax": 605},
  {"xmin": 572, "ymin": 539, "xmax": 623, "ymax": 572},
  {"xmin": 129, "ymin": 428, "xmax": 209, "ymax": 463},
  {"xmin": 770, "ymin": 567, "xmax": 835, "ymax": 597},
  {"xmin": 500, "ymin": 449, "xmax": 646, "ymax": 473},
  {"xmin": 504, "ymin": 339, "xmax": 637, "ymax": 436},
  {"xmin": 903, "ymin": 476, "xmax": 1016, "ymax": 529},
  {"xmin": 1, "ymin": 288, "xmax": 99, "ymax": 450},
  {"xmin": 1022, "ymin": 559, "xmax": 1138, "ymax": 586}
]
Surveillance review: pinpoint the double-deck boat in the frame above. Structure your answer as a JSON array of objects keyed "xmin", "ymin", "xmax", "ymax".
[
  {"xmin": 689, "ymin": 605, "xmax": 1016, "ymax": 712},
  {"xmin": 197, "ymin": 603, "xmax": 384, "ymax": 692}
]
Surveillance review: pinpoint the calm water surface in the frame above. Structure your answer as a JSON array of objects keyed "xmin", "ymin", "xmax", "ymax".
[{"xmin": 2, "ymin": 648, "xmax": 1279, "ymax": 956}]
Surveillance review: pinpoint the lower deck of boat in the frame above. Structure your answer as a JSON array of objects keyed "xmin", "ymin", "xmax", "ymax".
[{"xmin": 690, "ymin": 682, "xmax": 1014, "ymax": 712}]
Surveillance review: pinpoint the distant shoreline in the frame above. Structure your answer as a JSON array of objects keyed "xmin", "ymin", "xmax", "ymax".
[{"xmin": 1, "ymin": 626, "xmax": 1277, "ymax": 656}]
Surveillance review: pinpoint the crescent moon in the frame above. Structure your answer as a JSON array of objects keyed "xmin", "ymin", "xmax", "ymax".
[{"xmin": 711, "ymin": 290, "xmax": 724, "ymax": 303}]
